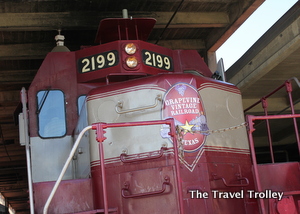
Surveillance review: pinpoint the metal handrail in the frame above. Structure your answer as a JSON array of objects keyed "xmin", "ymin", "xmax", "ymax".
[
  {"xmin": 120, "ymin": 146, "xmax": 167, "ymax": 163},
  {"xmin": 115, "ymin": 94, "xmax": 162, "ymax": 114},
  {"xmin": 244, "ymin": 77, "xmax": 300, "ymax": 162},
  {"xmin": 43, "ymin": 125, "xmax": 92, "ymax": 214},
  {"xmin": 121, "ymin": 176, "xmax": 170, "ymax": 198},
  {"xmin": 21, "ymin": 88, "xmax": 34, "ymax": 214},
  {"xmin": 244, "ymin": 77, "xmax": 300, "ymax": 113},
  {"xmin": 246, "ymin": 113, "xmax": 300, "ymax": 214},
  {"xmin": 246, "ymin": 79, "xmax": 300, "ymax": 213},
  {"xmin": 212, "ymin": 173, "xmax": 249, "ymax": 187}
]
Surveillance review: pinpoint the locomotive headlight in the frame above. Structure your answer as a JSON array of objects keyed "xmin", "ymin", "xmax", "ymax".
[
  {"xmin": 126, "ymin": 56, "xmax": 138, "ymax": 68},
  {"xmin": 125, "ymin": 43, "xmax": 137, "ymax": 55}
]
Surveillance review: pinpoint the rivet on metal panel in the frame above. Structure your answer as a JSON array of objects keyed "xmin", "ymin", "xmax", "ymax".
[
  {"xmin": 121, "ymin": 148, "xmax": 128, "ymax": 154},
  {"xmin": 162, "ymin": 142, "xmax": 168, "ymax": 148},
  {"xmin": 117, "ymin": 101, "xmax": 123, "ymax": 109},
  {"xmin": 123, "ymin": 182, "xmax": 129, "ymax": 188},
  {"xmin": 157, "ymin": 94, "xmax": 162, "ymax": 101}
]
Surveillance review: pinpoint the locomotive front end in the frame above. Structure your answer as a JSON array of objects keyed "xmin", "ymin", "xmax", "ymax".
[
  {"xmin": 79, "ymin": 18, "xmax": 255, "ymax": 212},
  {"xmin": 23, "ymin": 15, "xmax": 260, "ymax": 214}
]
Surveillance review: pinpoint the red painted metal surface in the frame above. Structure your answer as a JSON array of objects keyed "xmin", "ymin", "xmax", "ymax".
[
  {"xmin": 91, "ymin": 118, "xmax": 184, "ymax": 214},
  {"xmin": 121, "ymin": 175, "xmax": 170, "ymax": 198},
  {"xmin": 28, "ymin": 51, "xmax": 102, "ymax": 137},
  {"xmin": 276, "ymin": 196, "xmax": 298, "ymax": 214},
  {"xmin": 33, "ymin": 179, "xmax": 93, "ymax": 214},
  {"xmin": 90, "ymin": 150, "xmax": 258, "ymax": 214},
  {"xmin": 261, "ymin": 98, "xmax": 275, "ymax": 163},
  {"xmin": 205, "ymin": 151, "xmax": 259, "ymax": 214},
  {"xmin": 286, "ymin": 81, "xmax": 300, "ymax": 156},
  {"xmin": 71, "ymin": 208, "xmax": 118, "ymax": 214},
  {"xmin": 89, "ymin": 118, "xmax": 259, "ymax": 213},
  {"xmin": 87, "ymin": 73, "xmax": 238, "ymax": 98},
  {"xmin": 257, "ymin": 162, "xmax": 300, "ymax": 192},
  {"xmin": 75, "ymin": 41, "xmax": 212, "ymax": 83},
  {"xmin": 95, "ymin": 18, "xmax": 156, "ymax": 44}
]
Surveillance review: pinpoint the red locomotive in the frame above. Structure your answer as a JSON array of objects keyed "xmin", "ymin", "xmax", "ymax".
[{"xmin": 18, "ymin": 12, "xmax": 300, "ymax": 214}]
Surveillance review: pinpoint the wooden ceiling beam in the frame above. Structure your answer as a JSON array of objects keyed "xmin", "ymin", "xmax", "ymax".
[
  {"xmin": 0, "ymin": 91, "xmax": 20, "ymax": 103},
  {"xmin": 153, "ymin": 12, "xmax": 229, "ymax": 28},
  {"xmin": 0, "ymin": 70, "xmax": 36, "ymax": 82},
  {"xmin": 0, "ymin": 43, "xmax": 51, "ymax": 60},
  {"xmin": 0, "ymin": 160, "xmax": 26, "ymax": 168},
  {"xmin": 0, "ymin": 154, "xmax": 26, "ymax": 162},
  {"xmin": 0, "ymin": 11, "xmax": 229, "ymax": 31},
  {"xmin": 0, "ymin": 144, "xmax": 25, "ymax": 153},
  {"xmin": 0, "ymin": 70, "xmax": 37, "ymax": 84},
  {"xmin": 0, "ymin": 106, "xmax": 16, "ymax": 117},
  {"xmin": 0, "ymin": 124, "xmax": 19, "ymax": 138},
  {"xmin": 149, "ymin": 39, "xmax": 205, "ymax": 50},
  {"xmin": 0, "ymin": 39, "xmax": 206, "ymax": 60}
]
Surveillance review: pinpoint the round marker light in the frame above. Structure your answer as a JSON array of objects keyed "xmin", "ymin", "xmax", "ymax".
[
  {"xmin": 126, "ymin": 56, "xmax": 138, "ymax": 68},
  {"xmin": 125, "ymin": 43, "xmax": 137, "ymax": 55}
]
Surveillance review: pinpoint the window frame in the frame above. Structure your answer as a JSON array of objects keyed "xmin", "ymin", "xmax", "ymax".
[{"xmin": 36, "ymin": 89, "xmax": 67, "ymax": 139}]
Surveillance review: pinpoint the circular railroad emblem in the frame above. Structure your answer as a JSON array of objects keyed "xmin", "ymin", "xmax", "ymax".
[{"xmin": 161, "ymin": 83, "xmax": 208, "ymax": 152}]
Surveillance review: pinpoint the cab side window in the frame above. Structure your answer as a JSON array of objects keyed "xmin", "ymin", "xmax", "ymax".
[
  {"xmin": 37, "ymin": 90, "xmax": 66, "ymax": 138},
  {"xmin": 77, "ymin": 95, "xmax": 86, "ymax": 115}
]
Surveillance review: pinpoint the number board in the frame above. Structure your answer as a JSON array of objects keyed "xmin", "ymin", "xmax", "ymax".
[
  {"xmin": 78, "ymin": 50, "xmax": 119, "ymax": 73},
  {"xmin": 142, "ymin": 50, "xmax": 173, "ymax": 71}
]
